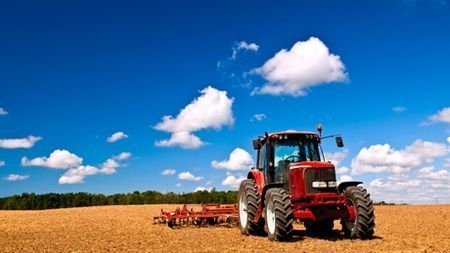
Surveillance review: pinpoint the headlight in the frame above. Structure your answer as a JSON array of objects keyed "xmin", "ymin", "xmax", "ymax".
[
  {"xmin": 312, "ymin": 181, "xmax": 327, "ymax": 188},
  {"xmin": 328, "ymin": 181, "xmax": 337, "ymax": 188}
]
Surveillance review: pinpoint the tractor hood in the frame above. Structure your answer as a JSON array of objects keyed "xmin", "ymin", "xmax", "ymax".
[{"xmin": 288, "ymin": 161, "xmax": 335, "ymax": 170}]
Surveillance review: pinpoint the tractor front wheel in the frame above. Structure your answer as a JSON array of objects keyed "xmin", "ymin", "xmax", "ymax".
[
  {"xmin": 238, "ymin": 179, "xmax": 264, "ymax": 235},
  {"xmin": 265, "ymin": 188, "xmax": 294, "ymax": 241},
  {"xmin": 341, "ymin": 186, "xmax": 375, "ymax": 239}
]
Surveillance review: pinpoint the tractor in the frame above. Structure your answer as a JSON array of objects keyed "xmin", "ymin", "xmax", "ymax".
[{"xmin": 237, "ymin": 125, "xmax": 375, "ymax": 241}]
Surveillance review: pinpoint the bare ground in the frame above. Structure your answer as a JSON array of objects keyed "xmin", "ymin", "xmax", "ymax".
[{"xmin": 1, "ymin": 204, "xmax": 449, "ymax": 253}]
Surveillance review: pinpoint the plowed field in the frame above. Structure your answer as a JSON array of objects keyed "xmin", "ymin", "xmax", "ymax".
[{"xmin": 1, "ymin": 204, "xmax": 449, "ymax": 253}]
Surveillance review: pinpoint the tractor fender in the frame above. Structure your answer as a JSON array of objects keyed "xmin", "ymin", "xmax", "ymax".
[
  {"xmin": 247, "ymin": 169, "xmax": 264, "ymax": 194},
  {"xmin": 338, "ymin": 181, "xmax": 363, "ymax": 194}
]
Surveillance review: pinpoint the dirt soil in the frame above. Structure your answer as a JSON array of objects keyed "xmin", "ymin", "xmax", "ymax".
[{"xmin": 1, "ymin": 204, "xmax": 449, "ymax": 253}]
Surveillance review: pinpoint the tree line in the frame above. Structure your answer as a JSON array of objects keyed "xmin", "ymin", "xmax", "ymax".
[{"xmin": 0, "ymin": 189, "xmax": 238, "ymax": 210}]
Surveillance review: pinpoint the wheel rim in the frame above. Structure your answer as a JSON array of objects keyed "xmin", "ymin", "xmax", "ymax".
[
  {"xmin": 239, "ymin": 193, "xmax": 248, "ymax": 228},
  {"xmin": 266, "ymin": 201, "xmax": 276, "ymax": 234}
]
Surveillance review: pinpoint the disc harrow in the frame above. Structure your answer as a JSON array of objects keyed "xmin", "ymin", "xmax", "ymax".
[{"xmin": 153, "ymin": 203, "xmax": 239, "ymax": 228}]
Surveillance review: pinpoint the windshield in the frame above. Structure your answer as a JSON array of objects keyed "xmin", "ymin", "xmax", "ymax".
[{"xmin": 274, "ymin": 138, "xmax": 321, "ymax": 165}]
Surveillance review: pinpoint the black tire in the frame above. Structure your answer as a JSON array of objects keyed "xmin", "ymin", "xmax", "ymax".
[
  {"xmin": 264, "ymin": 188, "xmax": 294, "ymax": 241},
  {"xmin": 341, "ymin": 186, "xmax": 375, "ymax": 239},
  {"xmin": 167, "ymin": 219, "xmax": 175, "ymax": 228},
  {"xmin": 238, "ymin": 179, "xmax": 264, "ymax": 235}
]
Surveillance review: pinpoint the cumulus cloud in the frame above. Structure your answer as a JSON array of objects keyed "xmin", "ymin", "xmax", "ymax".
[
  {"xmin": 161, "ymin": 169, "xmax": 176, "ymax": 175},
  {"xmin": 60, "ymin": 152, "xmax": 131, "ymax": 184},
  {"xmin": 211, "ymin": 148, "xmax": 253, "ymax": 171},
  {"xmin": 365, "ymin": 163, "xmax": 450, "ymax": 204},
  {"xmin": 370, "ymin": 177, "xmax": 421, "ymax": 189},
  {"xmin": 99, "ymin": 159, "xmax": 119, "ymax": 175},
  {"xmin": 59, "ymin": 165, "xmax": 99, "ymax": 184},
  {"xmin": 324, "ymin": 149, "xmax": 348, "ymax": 167},
  {"xmin": 0, "ymin": 107, "xmax": 7, "ymax": 115},
  {"xmin": 221, "ymin": 172, "xmax": 245, "ymax": 188},
  {"xmin": 113, "ymin": 152, "xmax": 131, "ymax": 161},
  {"xmin": 22, "ymin": 149, "xmax": 83, "ymax": 169},
  {"xmin": 338, "ymin": 174, "xmax": 354, "ymax": 183},
  {"xmin": 178, "ymin": 171, "xmax": 203, "ymax": 181},
  {"xmin": 251, "ymin": 37, "xmax": 348, "ymax": 97},
  {"xmin": 351, "ymin": 140, "xmax": 448, "ymax": 175},
  {"xmin": 4, "ymin": 174, "xmax": 29, "ymax": 181},
  {"xmin": 336, "ymin": 166, "xmax": 350, "ymax": 174},
  {"xmin": 0, "ymin": 136, "xmax": 42, "ymax": 149},
  {"xmin": 106, "ymin": 131, "xmax": 128, "ymax": 143},
  {"xmin": 154, "ymin": 86, "xmax": 234, "ymax": 149},
  {"xmin": 100, "ymin": 152, "xmax": 131, "ymax": 175},
  {"xmin": 21, "ymin": 149, "xmax": 131, "ymax": 184},
  {"xmin": 154, "ymin": 131, "xmax": 203, "ymax": 149},
  {"xmin": 422, "ymin": 107, "xmax": 450, "ymax": 125},
  {"xmin": 194, "ymin": 186, "xmax": 214, "ymax": 192},
  {"xmin": 232, "ymin": 41, "xmax": 260, "ymax": 60},
  {"xmin": 417, "ymin": 166, "xmax": 449, "ymax": 181}
]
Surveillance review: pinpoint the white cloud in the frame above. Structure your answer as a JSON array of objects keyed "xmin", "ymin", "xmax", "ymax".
[
  {"xmin": 251, "ymin": 37, "xmax": 348, "ymax": 97},
  {"xmin": 392, "ymin": 106, "xmax": 406, "ymax": 113},
  {"xmin": 351, "ymin": 140, "xmax": 448, "ymax": 175},
  {"xmin": 324, "ymin": 149, "xmax": 348, "ymax": 167},
  {"xmin": 368, "ymin": 176, "xmax": 427, "ymax": 204},
  {"xmin": 447, "ymin": 136, "xmax": 450, "ymax": 144},
  {"xmin": 0, "ymin": 136, "xmax": 42, "ymax": 149},
  {"xmin": 417, "ymin": 166, "xmax": 449, "ymax": 181},
  {"xmin": 251, "ymin": 113, "xmax": 266, "ymax": 121},
  {"xmin": 100, "ymin": 152, "xmax": 131, "ymax": 175},
  {"xmin": 232, "ymin": 41, "xmax": 260, "ymax": 60},
  {"xmin": 161, "ymin": 169, "xmax": 176, "ymax": 175},
  {"xmin": 4, "ymin": 174, "xmax": 29, "ymax": 181},
  {"xmin": 113, "ymin": 152, "xmax": 131, "ymax": 161},
  {"xmin": 221, "ymin": 172, "xmax": 245, "ymax": 188},
  {"xmin": 336, "ymin": 166, "xmax": 350, "ymax": 174},
  {"xmin": 194, "ymin": 186, "xmax": 214, "ymax": 192},
  {"xmin": 154, "ymin": 86, "xmax": 234, "ymax": 149},
  {"xmin": 59, "ymin": 165, "xmax": 99, "ymax": 184},
  {"xmin": 59, "ymin": 152, "xmax": 131, "ymax": 184},
  {"xmin": 22, "ymin": 149, "xmax": 83, "ymax": 169},
  {"xmin": 21, "ymin": 149, "xmax": 130, "ymax": 184},
  {"xmin": 154, "ymin": 131, "xmax": 204, "ymax": 149},
  {"xmin": 211, "ymin": 148, "xmax": 253, "ymax": 171},
  {"xmin": 0, "ymin": 107, "xmax": 7, "ymax": 115},
  {"xmin": 100, "ymin": 158, "xmax": 119, "ymax": 175},
  {"xmin": 422, "ymin": 107, "xmax": 450, "ymax": 125},
  {"xmin": 0, "ymin": 160, "xmax": 5, "ymax": 167},
  {"xmin": 338, "ymin": 174, "xmax": 354, "ymax": 183},
  {"xmin": 106, "ymin": 131, "xmax": 128, "ymax": 143},
  {"xmin": 178, "ymin": 171, "xmax": 203, "ymax": 181}
]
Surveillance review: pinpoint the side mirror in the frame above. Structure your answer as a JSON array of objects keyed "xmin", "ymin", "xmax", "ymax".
[
  {"xmin": 335, "ymin": 136, "xmax": 344, "ymax": 147},
  {"xmin": 252, "ymin": 138, "xmax": 261, "ymax": 150}
]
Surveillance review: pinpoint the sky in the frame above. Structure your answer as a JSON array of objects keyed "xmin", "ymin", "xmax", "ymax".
[{"xmin": 1, "ymin": 0, "xmax": 450, "ymax": 204}]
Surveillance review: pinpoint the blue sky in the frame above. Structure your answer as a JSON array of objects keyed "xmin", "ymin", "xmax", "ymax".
[{"xmin": 1, "ymin": 0, "xmax": 450, "ymax": 204}]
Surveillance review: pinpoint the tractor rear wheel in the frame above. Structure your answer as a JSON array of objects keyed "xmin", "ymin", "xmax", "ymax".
[
  {"xmin": 238, "ymin": 179, "xmax": 264, "ymax": 235},
  {"xmin": 341, "ymin": 186, "xmax": 375, "ymax": 239},
  {"xmin": 264, "ymin": 188, "xmax": 294, "ymax": 241}
]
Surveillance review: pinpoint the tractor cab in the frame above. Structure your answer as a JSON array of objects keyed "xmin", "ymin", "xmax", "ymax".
[{"xmin": 252, "ymin": 127, "xmax": 344, "ymax": 190}]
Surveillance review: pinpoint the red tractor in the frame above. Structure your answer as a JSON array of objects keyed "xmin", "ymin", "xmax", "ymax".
[{"xmin": 238, "ymin": 125, "xmax": 375, "ymax": 241}]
